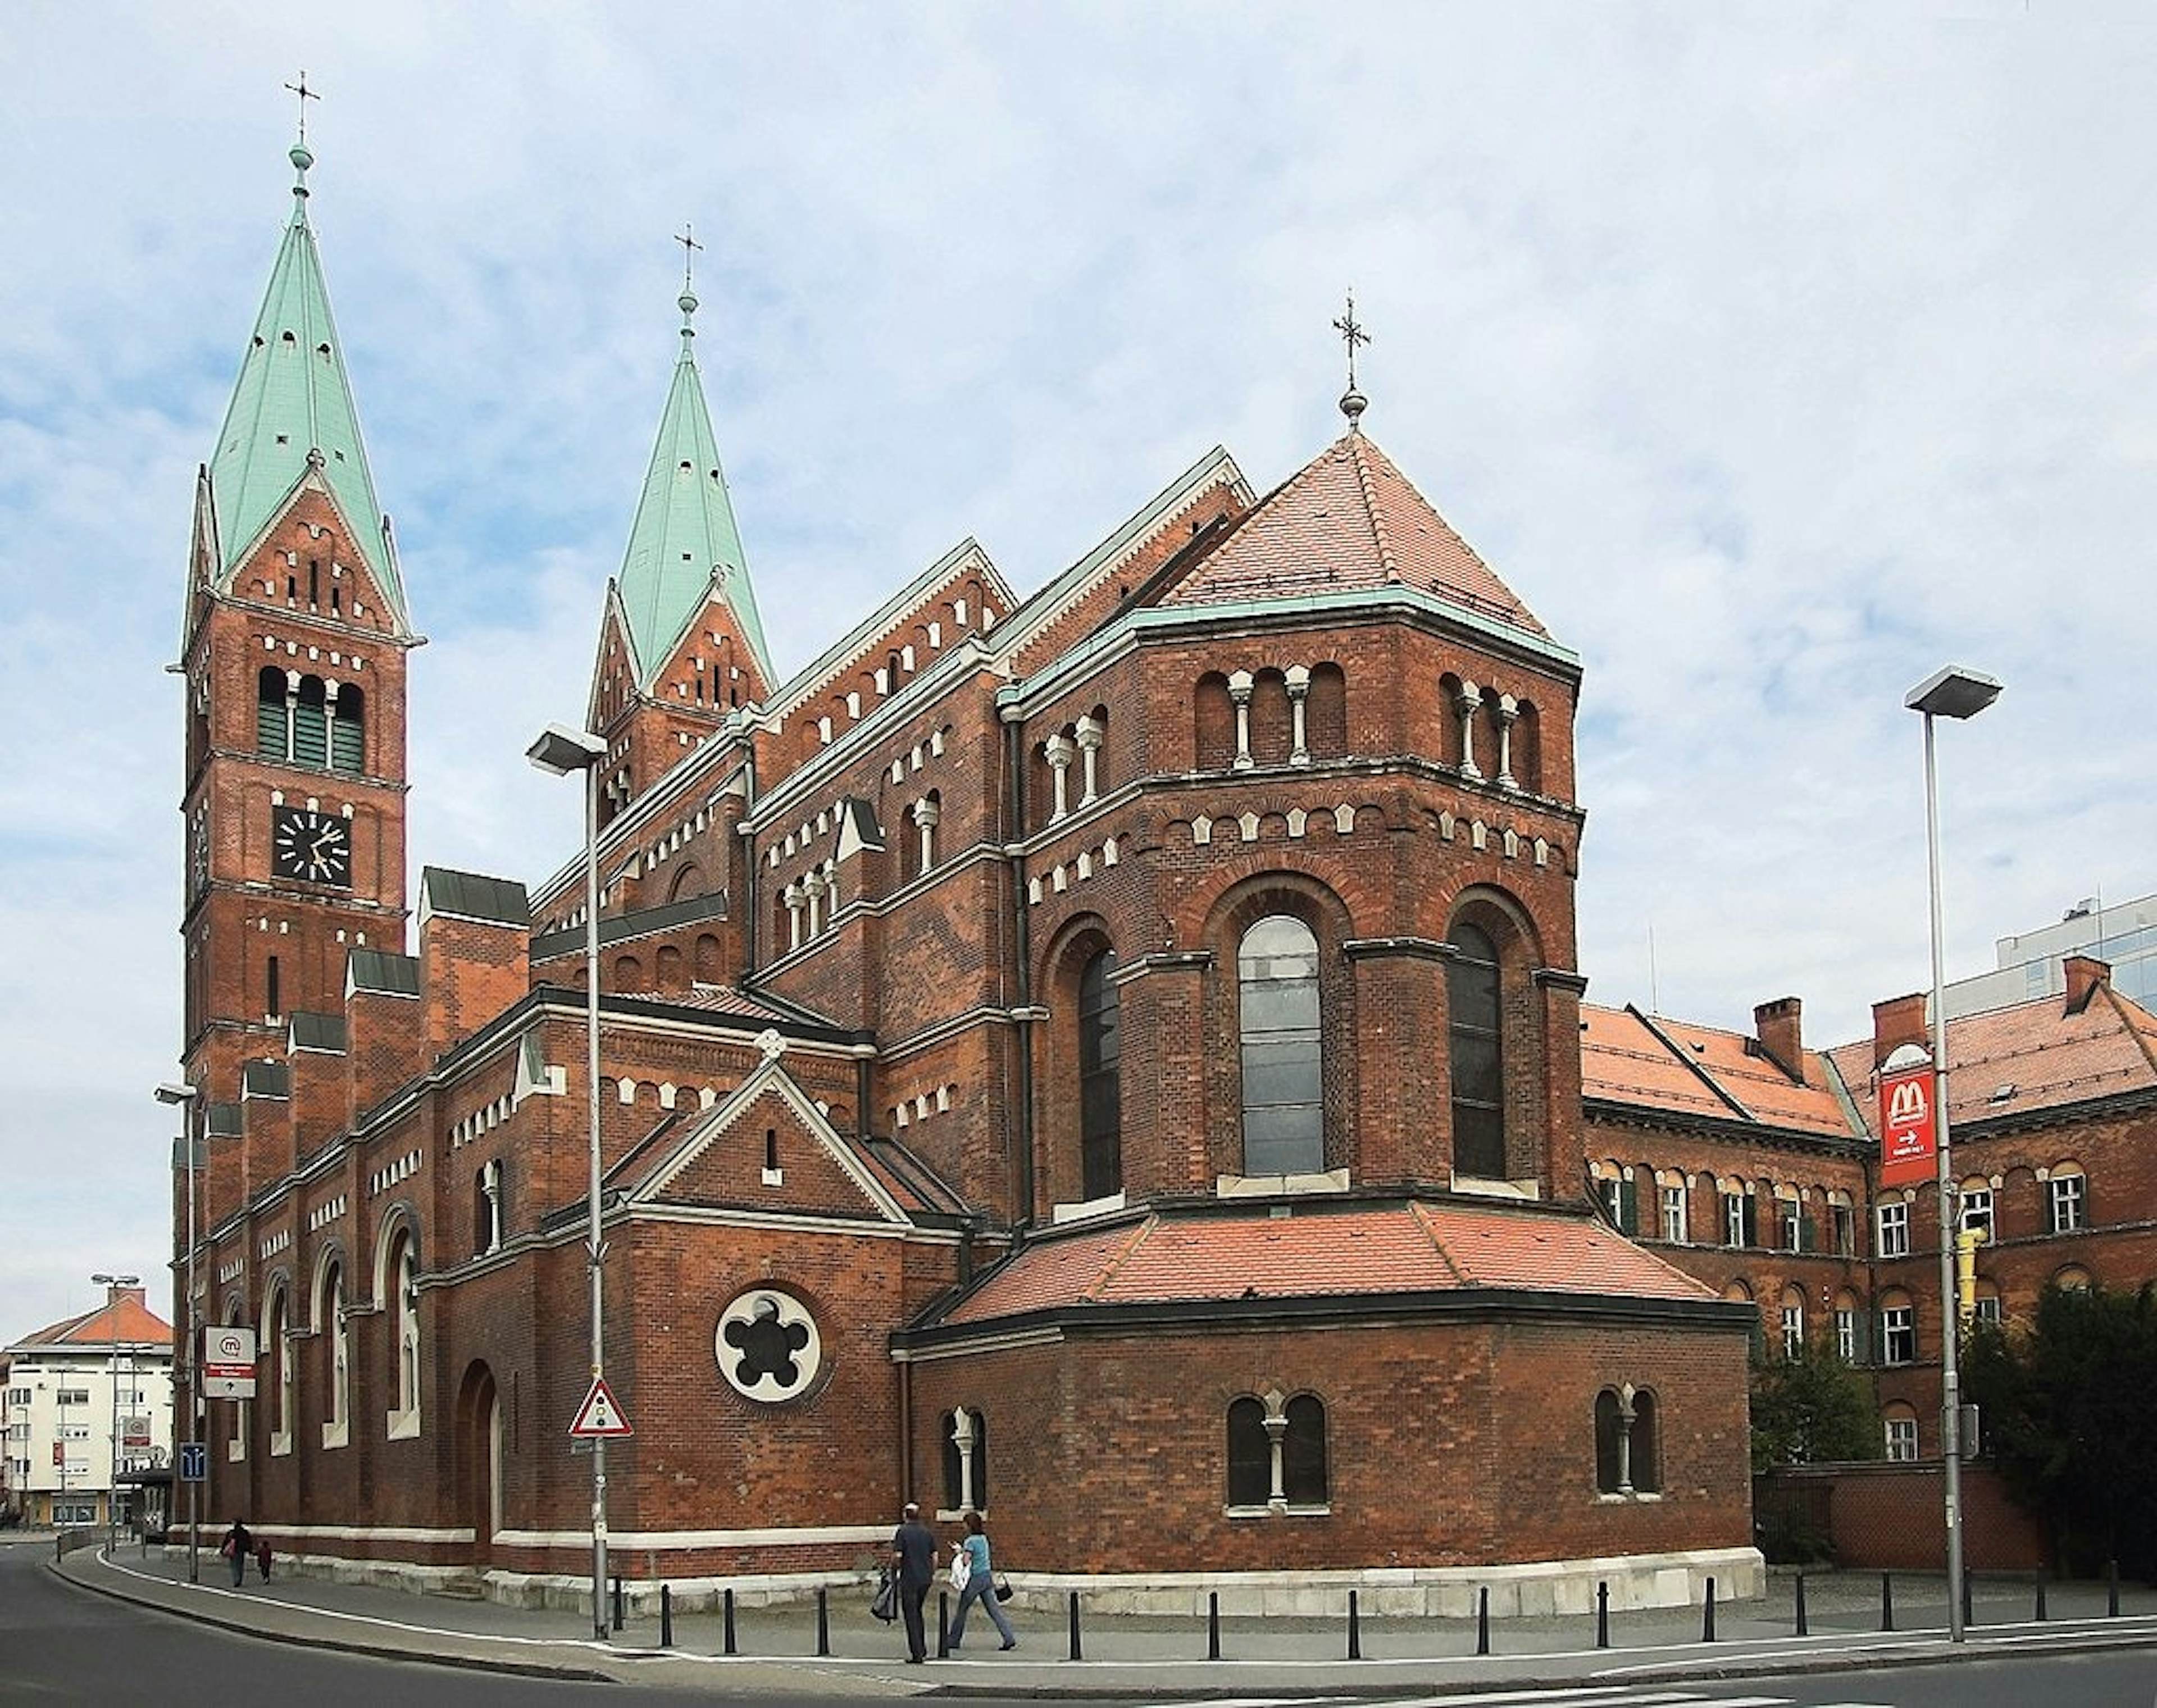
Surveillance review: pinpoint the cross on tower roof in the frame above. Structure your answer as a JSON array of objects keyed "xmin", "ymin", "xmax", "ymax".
[
  {"xmin": 1333, "ymin": 290, "xmax": 1371, "ymax": 430},
  {"xmin": 676, "ymin": 224, "xmax": 704, "ymax": 292},
  {"xmin": 285, "ymin": 72, "xmax": 320, "ymax": 147}
]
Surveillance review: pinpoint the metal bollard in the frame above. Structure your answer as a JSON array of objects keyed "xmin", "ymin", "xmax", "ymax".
[
  {"xmin": 1795, "ymin": 1571, "xmax": 1808, "ymax": 1637},
  {"xmin": 2036, "ymin": 1573, "xmax": 2047, "ymax": 1622},
  {"xmin": 1207, "ymin": 1590, "xmax": 1220, "ymax": 1661},
  {"xmin": 1701, "ymin": 1575, "xmax": 1717, "ymax": 1643},
  {"xmin": 659, "ymin": 1583, "xmax": 673, "ymax": 1648},
  {"xmin": 723, "ymin": 1586, "xmax": 737, "ymax": 1655},
  {"xmin": 816, "ymin": 1586, "xmax": 830, "ymax": 1656},
  {"xmin": 1596, "ymin": 1579, "xmax": 1609, "ymax": 1648},
  {"xmin": 1476, "ymin": 1586, "xmax": 1490, "ymax": 1656},
  {"xmin": 1068, "ymin": 1589, "xmax": 1082, "ymax": 1660},
  {"xmin": 1347, "ymin": 1589, "xmax": 1362, "ymax": 1660},
  {"xmin": 1880, "ymin": 1572, "xmax": 1895, "ymax": 1632},
  {"xmin": 1962, "ymin": 1569, "xmax": 1974, "ymax": 1630},
  {"xmin": 2109, "ymin": 1558, "xmax": 2120, "ymax": 1618},
  {"xmin": 613, "ymin": 1573, "xmax": 625, "ymax": 1633},
  {"xmin": 937, "ymin": 1590, "xmax": 950, "ymax": 1659}
]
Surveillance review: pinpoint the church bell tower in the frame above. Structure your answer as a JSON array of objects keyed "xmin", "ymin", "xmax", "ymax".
[{"xmin": 177, "ymin": 126, "xmax": 415, "ymax": 1114}]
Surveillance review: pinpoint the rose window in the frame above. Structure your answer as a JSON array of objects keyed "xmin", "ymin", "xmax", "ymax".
[{"xmin": 716, "ymin": 1288, "xmax": 822, "ymax": 1402}]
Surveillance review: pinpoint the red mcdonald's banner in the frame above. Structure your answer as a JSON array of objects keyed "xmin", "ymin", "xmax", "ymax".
[{"xmin": 1880, "ymin": 1060, "xmax": 1937, "ymax": 1187}]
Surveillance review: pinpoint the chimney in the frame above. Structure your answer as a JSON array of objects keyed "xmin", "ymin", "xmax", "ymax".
[
  {"xmin": 2064, "ymin": 954, "xmax": 2110, "ymax": 1016},
  {"xmin": 1872, "ymin": 991, "xmax": 1930, "ymax": 1068},
  {"xmin": 1753, "ymin": 996, "xmax": 1805, "ymax": 1082},
  {"xmin": 419, "ymin": 867, "xmax": 532, "ymax": 1059}
]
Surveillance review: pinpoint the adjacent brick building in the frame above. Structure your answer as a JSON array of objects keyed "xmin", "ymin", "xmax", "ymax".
[{"xmin": 170, "ymin": 143, "xmax": 2156, "ymax": 1612}]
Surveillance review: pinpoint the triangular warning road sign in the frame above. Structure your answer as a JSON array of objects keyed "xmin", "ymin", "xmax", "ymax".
[{"xmin": 569, "ymin": 1374, "xmax": 633, "ymax": 1438}]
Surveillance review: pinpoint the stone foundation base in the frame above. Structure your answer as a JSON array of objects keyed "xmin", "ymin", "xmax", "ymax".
[{"xmin": 165, "ymin": 1543, "xmax": 1761, "ymax": 1619}]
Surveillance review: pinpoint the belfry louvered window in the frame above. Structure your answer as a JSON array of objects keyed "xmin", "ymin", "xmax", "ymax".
[
  {"xmin": 330, "ymin": 685, "xmax": 365, "ymax": 774},
  {"xmin": 292, "ymin": 676, "xmax": 329, "ymax": 767},
  {"xmin": 258, "ymin": 667, "xmax": 291, "ymax": 758}
]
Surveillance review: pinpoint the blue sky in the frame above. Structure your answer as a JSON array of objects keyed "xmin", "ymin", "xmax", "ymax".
[{"xmin": 3, "ymin": 1, "xmax": 2154, "ymax": 1336}]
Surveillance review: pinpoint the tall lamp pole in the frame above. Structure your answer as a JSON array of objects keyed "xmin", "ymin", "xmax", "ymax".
[
  {"xmin": 157, "ymin": 1081, "xmax": 202, "ymax": 1581},
  {"xmin": 90, "ymin": 1272, "xmax": 139, "ymax": 1555},
  {"xmin": 1904, "ymin": 664, "xmax": 2001, "ymax": 1646},
  {"xmin": 527, "ymin": 722, "xmax": 611, "ymax": 1641}
]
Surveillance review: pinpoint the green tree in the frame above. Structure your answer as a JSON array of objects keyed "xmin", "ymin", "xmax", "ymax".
[
  {"xmin": 1748, "ymin": 1337, "xmax": 1878, "ymax": 1475},
  {"xmin": 1963, "ymin": 1282, "xmax": 2157, "ymax": 1576}
]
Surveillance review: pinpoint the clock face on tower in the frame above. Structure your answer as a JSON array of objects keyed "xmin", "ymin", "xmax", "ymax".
[{"xmin": 272, "ymin": 806, "xmax": 352, "ymax": 888}]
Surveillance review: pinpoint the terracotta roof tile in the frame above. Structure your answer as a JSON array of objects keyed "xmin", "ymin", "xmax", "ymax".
[
  {"xmin": 1830, "ymin": 987, "xmax": 2157, "ymax": 1132},
  {"xmin": 941, "ymin": 1201, "xmax": 1712, "ymax": 1328},
  {"xmin": 11, "ymin": 1290, "xmax": 172, "ymax": 1352},
  {"xmin": 1582, "ymin": 1004, "xmax": 1858, "ymax": 1139},
  {"xmin": 1161, "ymin": 434, "xmax": 1546, "ymax": 635}
]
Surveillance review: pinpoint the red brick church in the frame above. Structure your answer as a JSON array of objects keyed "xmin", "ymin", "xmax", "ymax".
[{"xmin": 172, "ymin": 139, "xmax": 1772, "ymax": 1613}]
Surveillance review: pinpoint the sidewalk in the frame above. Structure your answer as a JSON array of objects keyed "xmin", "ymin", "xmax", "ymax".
[{"xmin": 54, "ymin": 1544, "xmax": 2157, "ymax": 1697}]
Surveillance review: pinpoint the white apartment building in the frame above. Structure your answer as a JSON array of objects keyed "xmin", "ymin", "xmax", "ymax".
[{"xmin": 2, "ymin": 1285, "xmax": 174, "ymax": 1529}]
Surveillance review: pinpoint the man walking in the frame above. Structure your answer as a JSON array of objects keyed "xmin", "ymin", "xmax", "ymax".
[
  {"xmin": 889, "ymin": 1500, "xmax": 936, "ymax": 1663},
  {"xmin": 219, "ymin": 1518, "xmax": 252, "ymax": 1589}
]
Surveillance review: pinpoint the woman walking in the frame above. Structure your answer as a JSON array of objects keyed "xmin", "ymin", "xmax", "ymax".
[{"xmin": 946, "ymin": 1510, "xmax": 1017, "ymax": 1651}]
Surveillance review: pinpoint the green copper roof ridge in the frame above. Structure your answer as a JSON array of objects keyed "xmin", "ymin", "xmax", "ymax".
[
  {"xmin": 615, "ymin": 329, "xmax": 772, "ymax": 689},
  {"xmin": 206, "ymin": 163, "xmax": 406, "ymax": 626}
]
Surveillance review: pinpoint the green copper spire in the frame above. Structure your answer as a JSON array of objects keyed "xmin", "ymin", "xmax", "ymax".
[
  {"xmin": 615, "ymin": 277, "xmax": 771, "ymax": 687},
  {"xmin": 206, "ymin": 139, "xmax": 405, "ymax": 626}
]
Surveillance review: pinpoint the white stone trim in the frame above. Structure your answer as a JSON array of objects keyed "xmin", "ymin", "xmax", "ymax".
[{"xmin": 492, "ymin": 1523, "xmax": 890, "ymax": 1551}]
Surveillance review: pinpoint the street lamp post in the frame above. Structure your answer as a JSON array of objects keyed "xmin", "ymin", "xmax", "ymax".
[
  {"xmin": 157, "ymin": 1081, "xmax": 202, "ymax": 1582},
  {"xmin": 1904, "ymin": 663, "xmax": 2001, "ymax": 1646},
  {"xmin": 90, "ymin": 1271, "xmax": 140, "ymax": 1555},
  {"xmin": 527, "ymin": 722, "xmax": 611, "ymax": 1641}
]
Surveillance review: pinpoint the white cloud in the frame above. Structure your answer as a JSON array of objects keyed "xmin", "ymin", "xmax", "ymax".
[{"xmin": 3, "ymin": 1, "xmax": 2154, "ymax": 1334}]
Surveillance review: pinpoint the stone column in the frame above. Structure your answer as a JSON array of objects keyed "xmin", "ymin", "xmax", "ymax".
[
  {"xmin": 1074, "ymin": 715, "xmax": 1104, "ymax": 804},
  {"xmin": 914, "ymin": 795, "xmax": 940, "ymax": 873},
  {"xmin": 1495, "ymin": 693, "xmax": 1518, "ymax": 789},
  {"xmin": 1285, "ymin": 665, "xmax": 1311, "ymax": 767},
  {"xmin": 1228, "ymin": 670, "xmax": 1255, "ymax": 771},
  {"xmin": 1456, "ymin": 681, "xmax": 1483, "ymax": 781},
  {"xmin": 803, "ymin": 869, "xmax": 826, "ymax": 939},
  {"xmin": 1045, "ymin": 734, "xmax": 1075, "ymax": 822}
]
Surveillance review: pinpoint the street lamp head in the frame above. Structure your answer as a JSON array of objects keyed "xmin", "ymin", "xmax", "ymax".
[
  {"xmin": 527, "ymin": 724, "xmax": 608, "ymax": 776},
  {"xmin": 1905, "ymin": 666, "xmax": 2002, "ymax": 722},
  {"xmin": 153, "ymin": 1082, "xmax": 199, "ymax": 1105},
  {"xmin": 92, "ymin": 1273, "xmax": 141, "ymax": 1288}
]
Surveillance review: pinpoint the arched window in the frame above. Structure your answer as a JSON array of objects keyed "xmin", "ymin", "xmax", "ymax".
[
  {"xmin": 318, "ymin": 1258, "xmax": 348, "ymax": 1438},
  {"xmin": 1594, "ymin": 1389, "xmax": 1623, "ymax": 1492},
  {"xmin": 613, "ymin": 954, "xmax": 643, "ymax": 991},
  {"xmin": 1780, "ymin": 1285, "xmax": 1806, "ymax": 1359},
  {"xmin": 668, "ymin": 862, "xmax": 704, "ymax": 903},
  {"xmin": 257, "ymin": 667, "xmax": 291, "ymax": 758},
  {"xmin": 330, "ymin": 684, "xmax": 365, "ymax": 773},
  {"xmin": 1631, "ymin": 1391, "xmax": 1660, "ymax": 1492},
  {"xmin": 1078, "ymin": 948, "xmax": 1122, "ymax": 1200},
  {"xmin": 1238, "ymin": 916, "xmax": 1323, "ymax": 1176},
  {"xmin": 474, "ymin": 1161, "xmax": 502, "ymax": 1256},
  {"xmin": 1447, "ymin": 922, "xmax": 1505, "ymax": 1178},
  {"xmin": 940, "ymin": 1408, "xmax": 988, "ymax": 1513},
  {"xmin": 1282, "ymin": 1393, "xmax": 1327, "ymax": 1506},
  {"xmin": 656, "ymin": 944, "xmax": 684, "ymax": 991},
  {"xmin": 694, "ymin": 933, "xmax": 722, "ymax": 983},
  {"xmin": 265, "ymin": 1285, "xmax": 292, "ymax": 1447},
  {"xmin": 1883, "ymin": 1403, "xmax": 1919, "ymax": 1461},
  {"xmin": 293, "ymin": 675, "xmax": 329, "ymax": 767},
  {"xmin": 391, "ymin": 1229, "xmax": 421, "ymax": 1419},
  {"xmin": 1226, "ymin": 1397, "xmax": 1269, "ymax": 1507}
]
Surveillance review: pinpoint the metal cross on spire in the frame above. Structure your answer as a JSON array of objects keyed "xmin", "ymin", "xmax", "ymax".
[
  {"xmin": 1334, "ymin": 290, "xmax": 1371, "ymax": 430},
  {"xmin": 285, "ymin": 72, "xmax": 321, "ymax": 147},
  {"xmin": 675, "ymin": 225, "xmax": 706, "ymax": 340}
]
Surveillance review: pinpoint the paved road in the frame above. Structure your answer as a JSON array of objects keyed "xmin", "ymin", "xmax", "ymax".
[
  {"xmin": 10, "ymin": 1537, "xmax": 2157, "ymax": 1706},
  {"xmin": 0, "ymin": 1538, "xmax": 625, "ymax": 1705}
]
